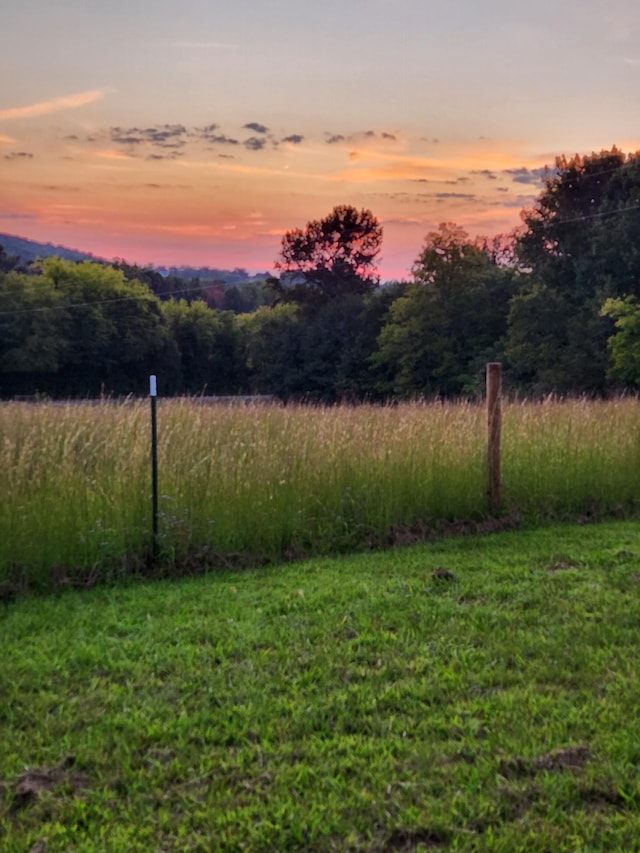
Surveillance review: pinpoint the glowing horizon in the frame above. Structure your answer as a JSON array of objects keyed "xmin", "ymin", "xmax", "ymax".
[{"xmin": 2, "ymin": 0, "xmax": 640, "ymax": 281}]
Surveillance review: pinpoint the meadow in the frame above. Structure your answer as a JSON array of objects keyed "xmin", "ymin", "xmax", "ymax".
[
  {"xmin": 2, "ymin": 521, "xmax": 640, "ymax": 851},
  {"xmin": 2, "ymin": 396, "xmax": 640, "ymax": 589}
]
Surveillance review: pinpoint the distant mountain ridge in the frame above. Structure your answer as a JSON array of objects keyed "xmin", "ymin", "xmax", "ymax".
[
  {"xmin": 0, "ymin": 232, "xmax": 104, "ymax": 264},
  {"xmin": 0, "ymin": 233, "xmax": 270, "ymax": 283}
]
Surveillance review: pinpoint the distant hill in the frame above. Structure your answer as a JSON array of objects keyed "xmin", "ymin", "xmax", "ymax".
[
  {"xmin": 0, "ymin": 233, "xmax": 104, "ymax": 264},
  {"xmin": 0, "ymin": 233, "xmax": 269, "ymax": 283},
  {"xmin": 155, "ymin": 265, "xmax": 270, "ymax": 283}
]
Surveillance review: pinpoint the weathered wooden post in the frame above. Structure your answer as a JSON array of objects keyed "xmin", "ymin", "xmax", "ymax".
[{"xmin": 486, "ymin": 362, "xmax": 502, "ymax": 514}]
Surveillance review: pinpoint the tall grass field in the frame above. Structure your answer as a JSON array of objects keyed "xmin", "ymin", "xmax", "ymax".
[{"xmin": 1, "ymin": 397, "xmax": 640, "ymax": 588}]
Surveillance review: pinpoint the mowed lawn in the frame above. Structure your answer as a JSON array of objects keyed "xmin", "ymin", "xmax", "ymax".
[{"xmin": 2, "ymin": 521, "xmax": 640, "ymax": 852}]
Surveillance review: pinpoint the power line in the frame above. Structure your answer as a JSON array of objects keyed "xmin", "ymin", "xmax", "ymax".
[
  {"xmin": 0, "ymin": 281, "xmax": 232, "ymax": 319},
  {"xmin": 537, "ymin": 202, "xmax": 640, "ymax": 229}
]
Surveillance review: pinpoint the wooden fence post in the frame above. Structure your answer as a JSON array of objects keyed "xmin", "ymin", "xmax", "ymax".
[{"xmin": 486, "ymin": 362, "xmax": 502, "ymax": 514}]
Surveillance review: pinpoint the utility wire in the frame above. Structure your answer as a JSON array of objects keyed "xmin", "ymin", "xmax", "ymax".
[
  {"xmin": 534, "ymin": 202, "xmax": 640, "ymax": 228},
  {"xmin": 0, "ymin": 280, "xmax": 258, "ymax": 318}
]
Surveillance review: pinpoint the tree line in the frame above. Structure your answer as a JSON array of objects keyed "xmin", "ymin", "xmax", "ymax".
[{"xmin": 2, "ymin": 147, "xmax": 640, "ymax": 401}]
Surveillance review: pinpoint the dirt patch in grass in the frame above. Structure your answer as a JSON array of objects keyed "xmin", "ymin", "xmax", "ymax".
[
  {"xmin": 430, "ymin": 567, "xmax": 458, "ymax": 582},
  {"xmin": 0, "ymin": 581, "xmax": 21, "ymax": 604},
  {"xmin": 383, "ymin": 826, "xmax": 452, "ymax": 850},
  {"xmin": 498, "ymin": 756, "xmax": 532, "ymax": 779},
  {"xmin": 466, "ymin": 783, "xmax": 542, "ymax": 833},
  {"xmin": 499, "ymin": 746, "xmax": 591, "ymax": 778},
  {"xmin": 534, "ymin": 746, "xmax": 591, "ymax": 771},
  {"xmin": 546, "ymin": 555, "xmax": 583, "ymax": 574},
  {"xmin": 614, "ymin": 549, "xmax": 636, "ymax": 561},
  {"xmin": 496, "ymin": 783, "xmax": 542, "ymax": 820},
  {"xmin": 388, "ymin": 514, "xmax": 523, "ymax": 549},
  {"xmin": 576, "ymin": 780, "xmax": 630, "ymax": 811},
  {"xmin": 3, "ymin": 755, "xmax": 90, "ymax": 814}
]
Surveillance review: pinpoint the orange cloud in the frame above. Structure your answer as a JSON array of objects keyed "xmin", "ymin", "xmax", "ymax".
[
  {"xmin": 331, "ymin": 141, "xmax": 552, "ymax": 185},
  {"xmin": 94, "ymin": 150, "xmax": 134, "ymax": 161},
  {"xmin": 0, "ymin": 134, "xmax": 16, "ymax": 144},
  {"xmin": 0, "ymin": 89, "xmax": 108, "ymax": 121}
]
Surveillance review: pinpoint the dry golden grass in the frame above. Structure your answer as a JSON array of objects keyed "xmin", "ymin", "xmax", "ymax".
[{"xmin": 1, "ymin": 396, "xmax": 639, "ymax": 585}]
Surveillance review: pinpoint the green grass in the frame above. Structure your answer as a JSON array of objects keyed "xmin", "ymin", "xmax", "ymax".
[
  {"xmin": 2, "ymin": 521, "xmax": 640, "ymax": 851},
  {"xmin": 2, "ymin": 397, "xmax": 640, "ymax": 588}
]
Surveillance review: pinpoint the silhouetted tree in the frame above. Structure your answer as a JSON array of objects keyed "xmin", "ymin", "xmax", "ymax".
[{"xmin": 272, "ymin": 205, "xmax": 383, "ymax": 307}]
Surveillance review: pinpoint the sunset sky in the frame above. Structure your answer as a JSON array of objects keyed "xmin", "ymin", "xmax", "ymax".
[{"xmin": 1, "ymin": 0, "xmax": 639, "ymax": 279}]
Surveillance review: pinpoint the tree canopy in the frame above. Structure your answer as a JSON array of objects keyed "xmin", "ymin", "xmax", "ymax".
[
  {"xmin": 506, "ymin": 148, "xmax": 640, "ymax": 394},
  {"xmin": 273, "ymin": 205, "xmax": 383, "ymax": 305},
  {"xmin": 516, "ymin": 148, "xmax": 640, "ymax": 303},
  {"xmin": 7, "ymin": 147, "xmax": 640, "ymax": 401},
  {"xmin": 375, "ymin": 224, "xmax": 516, "ymax": 397}
]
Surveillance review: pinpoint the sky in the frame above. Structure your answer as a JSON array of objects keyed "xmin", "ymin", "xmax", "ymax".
[{"xmin": 1, "ymin": 0, "xmax": 640, "ymax": 280}]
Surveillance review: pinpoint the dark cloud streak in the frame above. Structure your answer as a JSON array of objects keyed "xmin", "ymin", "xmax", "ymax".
[
  {"xmin": 243, "ymin": 122, "xmax": 269, "ymax": 134},
  {"xmin": 434, "ymin": 192, "xmax": 477, "ymax": 200},
  {"xmin": 145, "ymin": 151, "xmax": 184, "ymax": 161},
  {"xmin": 472, "ymin": 169, "xmax": 498, "ymax": 180},
  {"xmin": 502, "ymin": 166, "xmax": 550, "ymax": 185},
  {"xmin": 243, "ymin": 136, "xmax": 267, "ymax": 151},
  {"xmin": 203, "ymin": 133, "xmax": 239, "ymax": 146},
  {"xmin": 110, "ymin": 124, "xmax": 188, "ymax": 149}
]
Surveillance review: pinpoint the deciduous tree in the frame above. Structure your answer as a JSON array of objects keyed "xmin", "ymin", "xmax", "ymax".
[
  {"xmin": 161, "ymin": 299, "xmax": 242, "ymax": 394},
  {"xmin": 273, "ymin": 205, "xmax": 383, "ymax": 306},
  {"xmin": 507, "ymin": 148, "xmax": 640, "ymax": 394},
  {"xmin": 601, "ymin": 296, "xmax": 640, "ymax": 387},
  {"xmin": 374, "ymin": 224, "xmax": 515, "ymax": 398},
  {"xmin": 39, "ymin": 258, "xmax": 171, "ymax": 394}
]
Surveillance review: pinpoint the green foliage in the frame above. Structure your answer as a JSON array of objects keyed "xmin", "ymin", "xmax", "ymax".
[
  {"xmin": 37, "ymin": 259, "xmax": 171, "ymax": 395},
  {"xmin": 508, "ymin": 148, "xmax": 640, "ymax": 394},
  {"xmin": 0, "ymin": 243, "xmax": 20, "ymax": 272},
  {"xmin": 505, "ymin": 285, "xmax": 611, "ymax": 395},
  {"xmin": 293, "ymin": 296, "xmax": 366, "ymax": 401},
  {"xmin": 239, "ymin": 303, "xmax": 304, "ymax": 398},
  {"xmin": 8, "ymin": 145, "xmax": 640, "ymax": 401},
  {"xmin": 112, "ymin": 260, "xmax": 168, "ymax": 295},
  {"xmin": 161, "ymin": 300, "xmax": 243, "ymax": 394},
  {"xmin": 375, "ymin": 225, "xmax": 515, "ymax": 397},
  {"xmin": 0, "ymin": 271, "xmax": 68, "ymax": 382},
  {"xmin": 3, "ymin": 522, "xmax": 640, "ymax": 850},
  {"xmin": 221, "ymin": 279, "xmax": 274, "ymax": 314},
  {"xmin": 0, "ymin": 259, "xmax": 249, "ymax": 398},
  {"xmin": 601, "ymin": 296, "xmax": 640, "ymax": 386},
  {"xmin": 238, "ymin": 288, "xmax": 404, "ymax": 402},
  {"xmin": 517, "ymin": 149, "xmax": 640, "ymax": 303}
]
